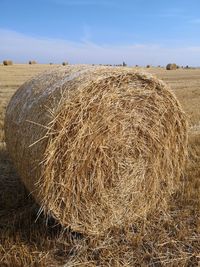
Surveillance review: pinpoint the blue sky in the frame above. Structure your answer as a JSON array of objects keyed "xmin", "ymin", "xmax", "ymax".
[{"xmin": 1, "ymin": 0, "xmax": 200, "ymax": 65}]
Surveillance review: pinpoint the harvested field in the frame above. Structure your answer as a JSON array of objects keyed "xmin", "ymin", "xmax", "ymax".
[{"xmin": 0, "ymin": 65, "xmax": 199, "ymax": 266}]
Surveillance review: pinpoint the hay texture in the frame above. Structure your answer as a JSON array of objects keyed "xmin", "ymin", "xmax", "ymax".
[
  {"xmin": 3, "ymin": 60, "xmax": 13, "ymax": 66},
  {"xmin": 166, "ymin": 63, "xmax": 177, "ymax": 70},
  {"xmin": 29, "ymin": 61, "xmax": 37, "ymax": 64},
  {"xmin": 5, "ymin": 65, "xmax": 188, "ymax": 235}
]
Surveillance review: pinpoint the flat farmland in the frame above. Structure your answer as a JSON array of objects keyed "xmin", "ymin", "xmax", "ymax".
[{"xmin": 0, "ymin": 65, "xmax": 199, "ymax": 267}]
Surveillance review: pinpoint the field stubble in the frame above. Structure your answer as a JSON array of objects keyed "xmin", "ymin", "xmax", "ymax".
[{"xmin": 0, "ymin": 65, "xmax": 199, "ymax": 266}]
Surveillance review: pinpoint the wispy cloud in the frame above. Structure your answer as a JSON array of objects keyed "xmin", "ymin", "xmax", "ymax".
[{"xmin": 1, "ymin": 28, "xmax": 200, "ymax": 66}]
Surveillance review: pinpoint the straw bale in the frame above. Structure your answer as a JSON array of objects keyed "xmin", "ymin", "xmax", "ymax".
[
  {"xmin": 166, "ymin": 63, "xmax": 177, "ymax": 70},
  {"xmin": 5, "ymin": 65, "xmax": 188, "ymax": 235},
  {"xmin": 3, "ymin": 60, "xmax": 13, "ymax": 66},
  {"xmin": 29, "ymin": 61, "xmax": 37, "ymax": 64}
]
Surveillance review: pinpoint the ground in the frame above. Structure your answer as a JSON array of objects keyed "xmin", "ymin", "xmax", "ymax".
[{"xmin": 0, "ymin": 65, "xmax": 199, "ymax": 267}]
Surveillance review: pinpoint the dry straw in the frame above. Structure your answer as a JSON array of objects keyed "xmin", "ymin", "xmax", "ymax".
[
  {"xmin": 5, "ymin": 65, "xmax": 188, "ymax": 235},
  {"xmin": 3, "ymin": 60, "xmax": 13, "ymax": 66}
]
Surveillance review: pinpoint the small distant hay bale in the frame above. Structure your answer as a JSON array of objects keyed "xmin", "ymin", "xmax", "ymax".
[
  {"xmin": 166, "ymin": 63, "xmax": 177, "ymax": 70},
  {"xmin": 146, "ymin": 65, "xmax": 151, "ymax": 68},
  {"xmin": 3, "ymin": 60, "xmax": 13, "ymax": 66},
  {"xmin": 29, "ymin": 61, "xmax": 37, "ymax": 64},
  {"xmin": 62, "ymin": 62, "xmax": 68, "ymax": 66},
  {"xmin": 5, "ymin": 65, "xmax": 188, "ymax": 235}
]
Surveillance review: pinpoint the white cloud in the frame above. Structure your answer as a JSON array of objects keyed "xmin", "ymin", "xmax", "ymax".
[{"xmin": 1, "ymin": 28, "xmax": 200, "ymax": 66}]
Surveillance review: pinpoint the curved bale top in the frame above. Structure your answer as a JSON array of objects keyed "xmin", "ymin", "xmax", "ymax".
[
  {"xmin": 5, "ymin": 65, "xmax": 188, "ymax": 235},
  {"xmin": 3, "ymin": 60, "xmax": 13, "ymax": 66},
  {"xmin": 166, "ymin": 63, "xmax": 177, "ymax": 70}
]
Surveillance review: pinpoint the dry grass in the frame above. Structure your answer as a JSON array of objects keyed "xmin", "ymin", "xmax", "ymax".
[{"xmin": 0, "ymin": 65, "xmax": 199, "ymax": 266}]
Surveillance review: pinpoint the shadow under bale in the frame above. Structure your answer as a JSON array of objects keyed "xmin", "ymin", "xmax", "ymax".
[
  {"xmin": 0, "ymin": 144, "xmax": 65, "ymax": 230},
  {"xmin": 0, "ymin": 145, "xmax": 67, "ymax": 266}
]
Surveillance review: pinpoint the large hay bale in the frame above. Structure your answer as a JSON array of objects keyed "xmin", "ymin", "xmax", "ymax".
[
  {"xmin": 166, "ymin": 63, "xmax": 177, "ymax": 70},
  {"xmin": 5, "ymin": 65, "xmax": 188, "ymax": 235},
  {"xmin": 29, "ymin": 60, "xmax": 37, "ymax": 64},
  {"xmin": 62, "ymin": 62, "xmax": 68, "ymax": 66},
  {"xmin": 3, "ymin": 60, "xmax": 13, "ymax": 66}
]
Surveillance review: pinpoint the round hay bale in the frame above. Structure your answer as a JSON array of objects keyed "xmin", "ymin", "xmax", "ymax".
[
  {"xmin": 62, "ymin": 62, "xmax": 68, "ymax": 66},
  {"xmin": 166, "ymin": 63, "xmax": 177, "ymax": 70},
  {"xmin": 29, "ymin": 60, "xmax": 37, "ymax": 64},
  {"xmin": 146, "ymin": 65, "xmax": 151, "ymax": 68},
  {"xmin": 5, "ymin": 65, "xmax": 188, "ymax": 235},
  {"xmin": 3, "ymin": 60, "xmax": 13, "ymax": 66}
]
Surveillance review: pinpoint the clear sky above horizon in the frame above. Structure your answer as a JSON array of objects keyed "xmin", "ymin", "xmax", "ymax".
[{"xmin": 1, "ymin": 0, "xmax": 200, "ymax": 65}]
